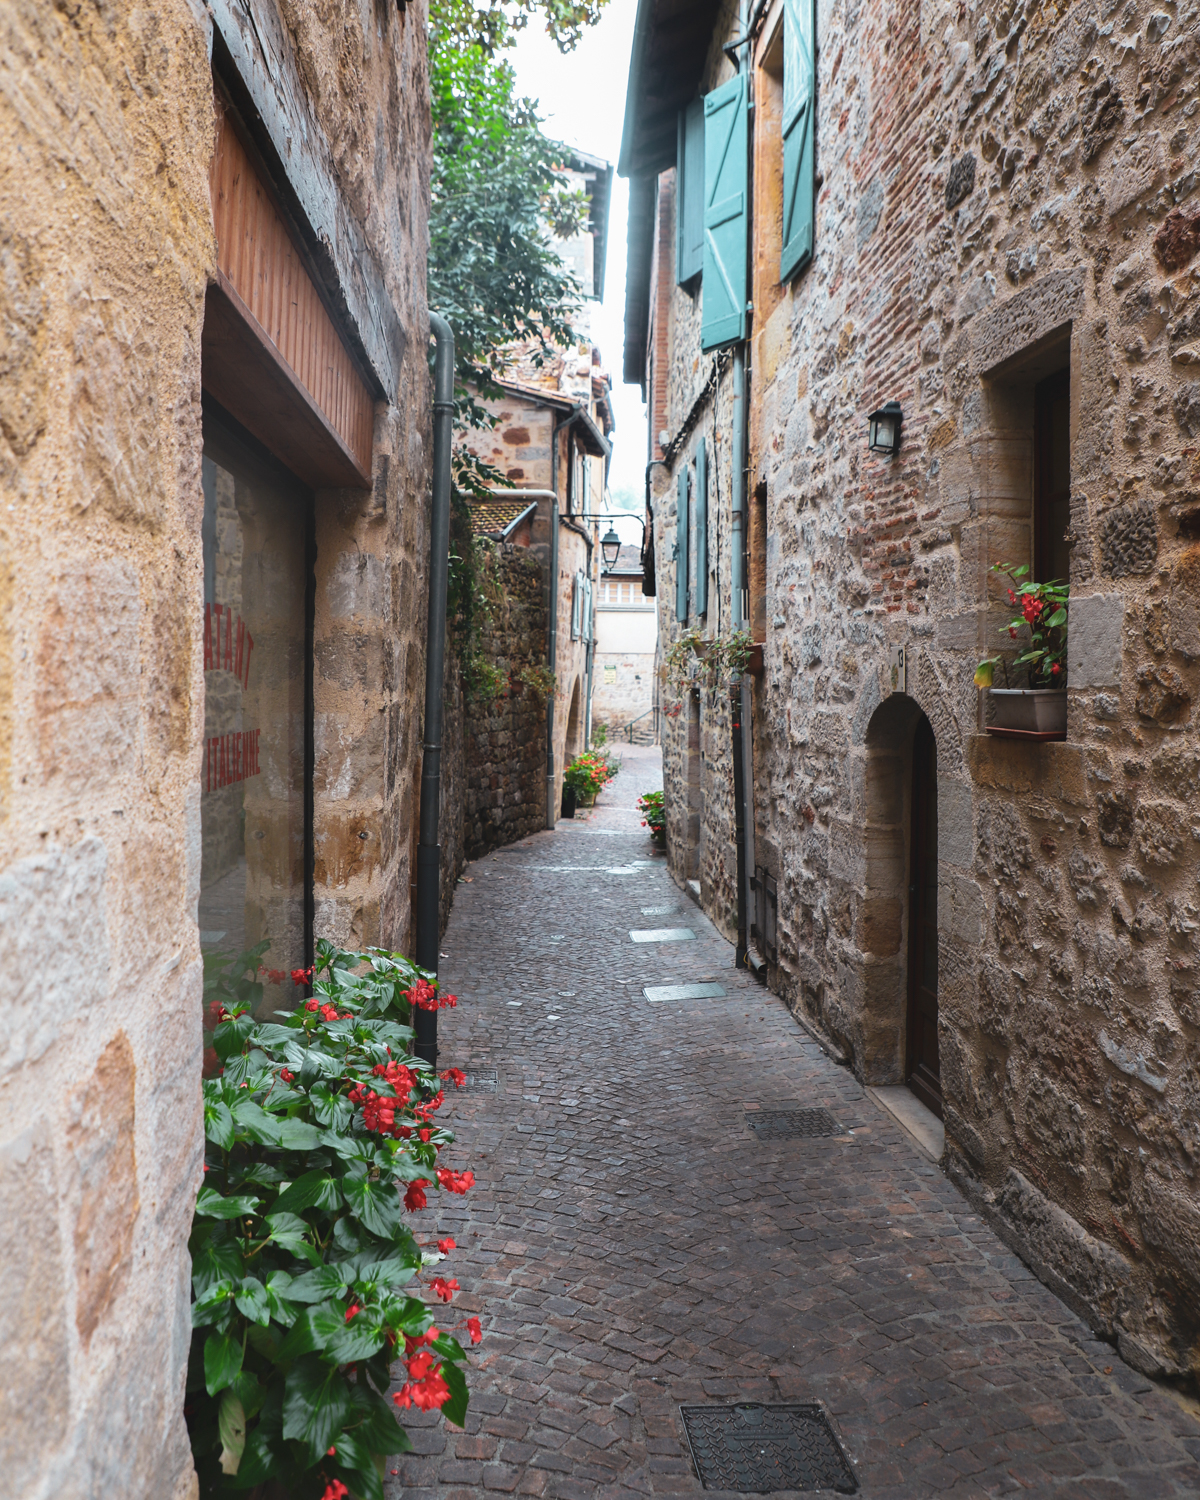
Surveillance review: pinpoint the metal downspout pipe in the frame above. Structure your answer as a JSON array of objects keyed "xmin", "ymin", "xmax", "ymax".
[
  {"xmin": 730, "ymin": 0, "xmax": 757, "ymax": 971},
  {"xmin": 414, "ymin": 311, "xmax": 455, "ymax": 1068}
]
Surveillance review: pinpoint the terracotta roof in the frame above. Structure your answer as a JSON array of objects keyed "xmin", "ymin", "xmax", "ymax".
[{"xmin": 469, "ymin": 497, "xmax": 538, "ymax": 538}]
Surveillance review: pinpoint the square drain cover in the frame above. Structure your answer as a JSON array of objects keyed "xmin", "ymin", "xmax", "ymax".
[
  {"xmin": 644, "ymin": 982, "xmax": 726, "ymax": 1003},
  {"xmin": 746, "ymin": 1108, "xmax": 840, "ymax": 1139},
  {"xmin": 456, "ymin": 1068, "xmax": 498, "ymax": 1092},
  {"xmin": 681, "ymin": 1403, "xmax": 857, "ymax": 1493},
  {"xmin": 629, "ymin": 927, "xmax": 696, "ymax": 943}
]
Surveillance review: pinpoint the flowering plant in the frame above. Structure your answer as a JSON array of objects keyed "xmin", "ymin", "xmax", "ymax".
[
  {"xmin": 638, "ymin": 789, "xmax": 665, "ymax": 848},
  {"xmin": 188, "ymin": 940, "xmax": 476, "ymax": 1499},
  {"xmin": 974, "ymin": 564, "xmax": 1068, "ymax": 690},
  {"xmin": 562, "ymin": 749, "xmax": 615, "ymax": 799}
]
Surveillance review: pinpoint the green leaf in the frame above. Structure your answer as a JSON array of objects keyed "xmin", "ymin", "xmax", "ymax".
[
  {"xmin": 282, "ymin": 1355, "xmax": 352, "ymax": 1461},
  {"xmin": 233, "ymin": 1423, "xmax": 282, "ymax": 1486},
  {"xmin": 348, "ymin": 1382, "xmax": 414, "ymax": 1456},
  {"xmin": 192, "ymin": 1279, "xmax": 235, "ymax": 1328},
  {"xmin": 204, "ymin": 1099, "xmax": 235, "ymax": 1150},
  {"xmin": 431, "ymin": 1332, "xmax": 467, "ymax": 1361},
  {"xmin": 323, "ymin": 1315, "xmax": 388, "ymax": 1366},
  {"xmin": 271, "ymin": 1170, "xmax": 342, "ymax": 1216},
  {"xmin": 231, "ymin": 1369, "xmax": 267, "ymax": 1422},
  {"xmin": 196, "ymin": 1186, "xmax": 262, "ymax": 1220},
  {"xmin": 263, "ymin": 1270, "xmax": 299, "ymax": 1328},
  {"xmin": 344, "ymin": 1174, "xmax": 402, "ymax": 1238},
  {"xmin": 329, "ymin": 1429, "xmax": 384, "ymax": 1500},
  {"xmin": 276, "ymin": 1118, "xmax": 322, "ymax": 1151},
  {"xmin": 218, "ymin": 1389, "xmax": 247, "ymax": 1474},
  {"xmin": 231, "ymin": 1098, "xmax": 282, "ymax": 1146},
  {"xmin": 234, "ymin": 1276, "xmax": 271, "ymax": 1327},
  {"xmin": 440, "ymin": 1357, "xmax": 469, "ymax": 1429},
  {"xmin": 204, "ymin": 1328, "xmax": 244, "ymax": 1396},
  {"xmin": 1047, "ymin": 608, "xmax": 1067, "ymax": 626},
  {"xmin": 193, "ymin": 1237, "xmax": 244, "ymax": 1294},
  {"xmin": 276, "ymin": 1304, "xmax": 345, "ymax": 1361},
  {"xmin": 287, "ymin": 1264, "xmax": 351, "ymax": 1303}
]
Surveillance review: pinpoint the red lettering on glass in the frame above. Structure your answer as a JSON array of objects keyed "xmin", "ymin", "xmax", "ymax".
[
  {"xmin": 222, "ymin": 606, "xmax": 234, "ymax": 672},
  {"xmin": 242, "ymin": 632, "xmax": 254, "ymax": 689},
  {"xmin": 203, "ymin": 604, "xmax": 214, "ymax": 672},
  {"xmin": 234, "ymin": 617, "xmax": 245, "ymax": 681}
]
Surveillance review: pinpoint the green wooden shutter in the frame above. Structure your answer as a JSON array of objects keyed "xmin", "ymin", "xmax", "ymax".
[
  {"xmin": 675, "ymin": 467, "xmax": 689, "ymax": 622},
  {"xmin": 694, "ymin": 439, "xmax": 708, "ymax": 617},
  {"xmin": 780, "ymin": 0, "xmax": 816, "ymax": 282},
  {"xmin": 701, "ymin": 74, "xmax": 749, "ymax": 351},
  {"xmin": 676, "ymin": 98, "xmax": 705, "ymax": 284}
]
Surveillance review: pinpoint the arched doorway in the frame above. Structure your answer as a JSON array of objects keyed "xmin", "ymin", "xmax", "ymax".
[
  {"xmin": 861, "ymin": 694, "xmax": 940, "ymax": 1113},
  {"xmin": 907, "ymin": 715, "xmax": 941, "ymax": 1117}
]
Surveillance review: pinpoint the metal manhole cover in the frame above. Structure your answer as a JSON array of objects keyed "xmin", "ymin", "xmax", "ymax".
[
  {"xmin": 455, "ymin": 1068, "xmax": 497, "ymax": 1092},
  {"xmin": 681, "ymin": 1403, "xmax": 857, "ymax": 1493},
  {"xmin": 746, "ymin": 1108, "xmax": 840, "ymax": 1139}
]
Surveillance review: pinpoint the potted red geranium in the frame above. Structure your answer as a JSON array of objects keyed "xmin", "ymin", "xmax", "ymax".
[{"xmin": 974, "ymin": 564, "xmax": 1068, "ymax": 738}]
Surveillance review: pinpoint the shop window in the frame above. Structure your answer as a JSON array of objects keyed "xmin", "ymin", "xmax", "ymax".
[
  {"xmin": 1035, "ymin": 368, "xmax": 1071, "ymax": 587},
  {"xmin": 199, "ymin": 404, "xmax": 314, "ymax": 1010}
]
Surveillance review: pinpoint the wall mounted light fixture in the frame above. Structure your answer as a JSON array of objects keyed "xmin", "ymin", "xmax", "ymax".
[{"xmin": 867, "ymin": 400, "xmax": 903, "ymax": 457}]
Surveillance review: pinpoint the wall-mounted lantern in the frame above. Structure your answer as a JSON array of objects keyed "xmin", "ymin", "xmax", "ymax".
[
  {"xmin": 600, "ymin": 526, "xmax": 622, "ymax": 571},
  {"xmin": 867, "ymin": 400, "xmax": 903, "ymax": 457}
]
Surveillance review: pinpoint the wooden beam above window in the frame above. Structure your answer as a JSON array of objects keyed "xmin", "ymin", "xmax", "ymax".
[{"xmin": 204, "ymin": 94, "xmax": 374, "ymax": 489}]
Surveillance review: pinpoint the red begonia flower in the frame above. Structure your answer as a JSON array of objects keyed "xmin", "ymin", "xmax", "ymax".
[
  {"xmin": 467, "ymin": 1317, "xmax": 482, "ymax": 1344},
  {"xmin": 404, "ymin": 1179, "xmax": 429, "ymax": 1212}
]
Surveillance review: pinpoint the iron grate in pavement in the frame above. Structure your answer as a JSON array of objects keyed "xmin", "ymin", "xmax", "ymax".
[
  {"xmin": 680, "ymin": 1403, "xmax": 858, "ymax": 1494},
  {"xmin": 453, "ymin": 1068, "xmax": 498, "ymax": 1092},
  {"xmin": 644, "ymin": 981, "xmax": 726, "ymax": 1002},
  {"xmin": 745, "ymin": 1108, "xmax": 841, "ymax": 1139},
  {"xmin": 629, "ymin": 927, "xmax": 696, "ymax": 943}
]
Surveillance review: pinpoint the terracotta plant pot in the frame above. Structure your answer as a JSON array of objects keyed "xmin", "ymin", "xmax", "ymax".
[{"xmin": 987, "ymin": 687, "xmax": 1067, "ymax": 737}]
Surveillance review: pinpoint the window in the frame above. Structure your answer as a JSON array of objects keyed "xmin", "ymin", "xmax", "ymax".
[
  {"xmin": 676, "ymin": 98, "xmax": 705, "ymax": 285},
  {"xmin": 1035, "ymin": 369, "xmax": 1071, "ymax": 587},
  {"xmin": 199, "ymin": 412, "xmax": 314, "ymax": 1004}
]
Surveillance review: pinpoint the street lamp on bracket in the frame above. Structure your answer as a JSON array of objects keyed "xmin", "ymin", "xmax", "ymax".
[{"xmin": 575, "ymin": 511, "xmax": 647, "ymax": 576}]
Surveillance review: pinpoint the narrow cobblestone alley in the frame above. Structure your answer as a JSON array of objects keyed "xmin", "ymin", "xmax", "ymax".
[{"xmin": 392, "ymin": 747, "xmax": 1200, "ymax": 1500}]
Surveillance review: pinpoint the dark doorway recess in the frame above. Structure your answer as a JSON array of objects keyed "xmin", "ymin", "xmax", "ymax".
[
  {"xmin": 906, "ymin": 715, "xmax": 941, "ymax": 1118},
  {"xmin": 1034, "ymin": 367, "xmax": 1071, "ymax": 587}
]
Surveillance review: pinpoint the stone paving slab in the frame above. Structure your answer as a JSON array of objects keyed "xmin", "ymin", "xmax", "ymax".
[{"xmin": 387, "ymin": 745, "xmax": 1200, "ymax": 1498}]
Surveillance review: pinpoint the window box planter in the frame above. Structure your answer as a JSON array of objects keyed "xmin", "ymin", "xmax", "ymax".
[{"xmin": 986, "ymin": 687, "xmax": 1067, "ymax": 739}]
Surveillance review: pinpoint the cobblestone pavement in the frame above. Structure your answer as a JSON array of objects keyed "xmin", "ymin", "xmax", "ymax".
[{"xmin": 390, "ymin": 744, "xmax": 1200, "ymax": 1499}]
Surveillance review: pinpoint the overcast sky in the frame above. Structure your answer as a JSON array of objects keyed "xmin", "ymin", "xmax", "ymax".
[{"xmin": 504, "ymin": 0, "xmax": 647, "ymax": 526}]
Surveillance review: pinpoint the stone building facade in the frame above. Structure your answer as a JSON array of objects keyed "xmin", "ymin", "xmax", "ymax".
[
  {"xmin": 1, "ymin": 2, "xmax": 432, "ymax": 1494},
  {"xmin": 593, "ymin": 543, "xmax": 659, "ymax": 738},
  {"xmin": 623, "ymin": 0, "xmax": 1200, "ymax": 1383}
]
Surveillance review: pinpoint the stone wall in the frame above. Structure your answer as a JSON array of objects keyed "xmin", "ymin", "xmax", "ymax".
[
  {"xmin": 463, "ymin": 547, "xmax": 549, "ymax": 857},
  {"xmin": 646, "ymin": 0, "xmax": 1200, "ymax": 1383},
  {"xmin": 0, "ymin": 2, "xmax": 432, "ymax": 1495}
]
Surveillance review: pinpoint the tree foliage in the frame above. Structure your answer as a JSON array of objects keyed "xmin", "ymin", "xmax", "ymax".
[
  {"xmin": 428, "ymin": 24, "xmax": 589, "ymax": 405},
  {"xmin": 434, "ymin": 0, "xmax": 608, "ymax": 55}
]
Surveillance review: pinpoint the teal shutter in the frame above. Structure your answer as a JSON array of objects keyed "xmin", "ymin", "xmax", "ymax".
[
  {"xmin": 675, "ymin": 468, "xmax": 689, "ymax": 622},
  {"xmin": 780, "ymin": 0, "xmax": 816, "ymax": 282},
  {"xmin": 676, "ymin": 98, "xmax": 705, "ymax": 284},
  {"xmin": 694, "ymin": 439, "xmax": 708, "ymax": 617},
  {"xmin": 701, "ymin": 74, "xmax": 749, "ymax": 351}
]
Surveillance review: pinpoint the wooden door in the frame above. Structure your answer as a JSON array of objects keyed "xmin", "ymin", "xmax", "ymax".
[{"xmin": 906, "ymin": 717, "xmax": 942, "ymax": 1117}]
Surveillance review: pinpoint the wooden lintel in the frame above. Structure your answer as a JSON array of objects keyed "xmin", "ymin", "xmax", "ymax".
[{"xmin": 202, "ymin": 275, "xmax": 373, "ymax": 491}]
